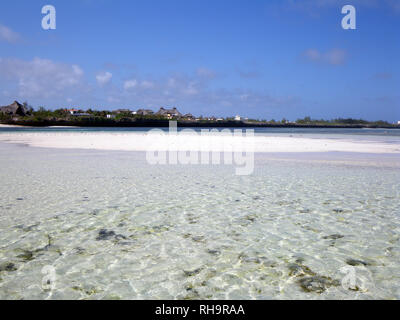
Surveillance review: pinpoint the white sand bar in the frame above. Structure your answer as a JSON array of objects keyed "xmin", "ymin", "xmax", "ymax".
[
  {"xmin": 0, "ymin": 124, "xmax": 30, "ymax": 128},
  {"xmin": 0, "ymin": 131, "xmax": 400, "ymax": 154}
]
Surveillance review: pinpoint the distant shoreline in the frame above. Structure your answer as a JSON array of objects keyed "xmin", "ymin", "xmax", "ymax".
[
  {"xmin": 2, "ymin": 101, "xmax": 398, "ymax": 129},
  {"xmin": 1, "ymin": 120, "xmax": 399, "ymax": 129}
]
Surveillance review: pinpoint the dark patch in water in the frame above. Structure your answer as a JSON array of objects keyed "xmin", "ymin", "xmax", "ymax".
[
  {"xmin": 152, "ymin": 225, "xmax": 170, "ymax": 233},
  {"xmin": 238, "ymin": 252, "xmax": 276, "ymax": 267},
  {"xmin": 96, "ymin": 229, "xmax": 116, "ymax": 240},
  {"xmin": 298, "ymin": 276, "xmax": 340, "ymax": 293},
  {"xmin": 323, "ymin": 234, "xmax": 344, "ymax": 240},
  {"xmin": 285, "ymin": 258, "xmax": 340, "ymax": 293},
  {"xmin": 74, "ymin": 247, "xmax": 86, "ymax": 255},
  {"xmin": 17, "ymin": 250, "xmax": 35, "ymax": 262},
  {"xmin": 71, "ymin": 285, "xmax": 101, "ymax": 296},
  {"xmin": 117, "ymin": 241, "xmax": 134, "ymax": 246},
  {"xmin": 96, "ymin": 229, "xmax": 126, "ymax": 241},
  {"xmin": 184, "ymin": 283, "xmax": 201, "ymax": 299},
  {"xmin": 186, "ymin": 214, "xmax": 198, "ymax": 224},
  {"xmin": 183, "ymin": 268, "xmax": 202, "ymax": 277},
  {"xmin": 0, "ymin": 262, "xmax": 17, "ymax": 272},
  {"xmin": 244, "ymin": 214, "xmax": 257, "ymax": 222},
  {"xmin": 288, "ymin": 263, "xmax": 315, "ymax": 277},
  {"xmin": 17, "ymin": 235, "xmax": 62, "ymax": 261},
  {"xmin": 346, "ymin": 259, "xmax": 369, "ymax": 266},
  {"xmin": 207, "ymin": 249, "xmax": 221, "ymax": 256}
]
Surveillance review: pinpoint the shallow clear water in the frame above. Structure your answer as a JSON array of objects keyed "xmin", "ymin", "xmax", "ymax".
[
  {"xmin": 0, "ymin": 143, "xmax": 399, "ymax": 300},
  {"xmin": 1, "ymin": 126, "xmax": 400, "ymax": 137}
]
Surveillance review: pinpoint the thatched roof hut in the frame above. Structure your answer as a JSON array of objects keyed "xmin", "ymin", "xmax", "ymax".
[{"xmin": 0, "ymin": 101, "xmax": 29, "ymax": 116}]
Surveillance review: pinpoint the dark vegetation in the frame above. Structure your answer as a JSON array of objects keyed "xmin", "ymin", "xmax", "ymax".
[{"xmin": 0, "ymin": 103, "xmax": 398, "ymax": 128}]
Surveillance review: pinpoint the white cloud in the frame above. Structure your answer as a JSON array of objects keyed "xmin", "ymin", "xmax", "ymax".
[
  {"xmin": 0, "ymin": 24, "xmax": 20, "ymax": 43},
  {"xmin": 303, "ymin": 48, "xmax": 347, "ymax": 65},
  {"xmin": 0, "ymin": 57, "xmax": 300, "ymax": 115},
  {"xmin": 96, "ymin": 71, "xmax": 112, "ymax": 86},
  {"xmin": 124, "ymin": 79, "xmax": 154, "ymax": 90},
  {"xmin": 118, "ymin": 71, "xmax": 299, "ymax": 113},
  {"xmin": 140, "ymin": 80, "xmax": 154, "ymax": 89},
  {"xmin": 0, "ymin": 57, "xmax": 85, "ymax": 99},
  {"xmin": 123, "ymin": 79, "xmax": 138, "ymax": 90}
]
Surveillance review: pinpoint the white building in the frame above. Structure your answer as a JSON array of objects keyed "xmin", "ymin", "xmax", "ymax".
[
  {"xmin": 68, "ymin": 108, "xmax": 79, "ymax": 115},
  {"xmin": 234, "ymin": 115, "xmax": 241, "ymax": 121},
  {"xmin": 398, "ymin": 121, "xmax": 400, "ymax": 125},
  {"xmin": 106, "ymin": 114, "xmax": 116, "ymax": 119}
]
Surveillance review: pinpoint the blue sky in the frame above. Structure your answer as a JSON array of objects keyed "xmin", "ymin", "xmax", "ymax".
[{"xmin": 0, "ymin": 0, "xmax": 399, "ymax": 121}]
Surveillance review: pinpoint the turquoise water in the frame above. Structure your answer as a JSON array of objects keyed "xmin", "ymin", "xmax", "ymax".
[
  {"xmin": 1, "ymin": 126, "xmax": 400, "ymax": 136},
  {"xmin": 0, "ymin": 142, "xmax": 399, "ymax": 300}
]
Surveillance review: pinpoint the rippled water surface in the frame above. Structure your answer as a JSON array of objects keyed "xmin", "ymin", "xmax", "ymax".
[{"xmin": 0, "ymin": 143, "xmax": 399, "ymax": 300}]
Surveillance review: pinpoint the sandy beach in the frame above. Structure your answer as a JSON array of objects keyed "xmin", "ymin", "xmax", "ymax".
[
  {"xmin": 0, "ymin": 131, "xmax": 399, "ymax": 154},
  {"xmin": 0, "ymin": 124, "xmax": 29, "ymax": 128}
]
